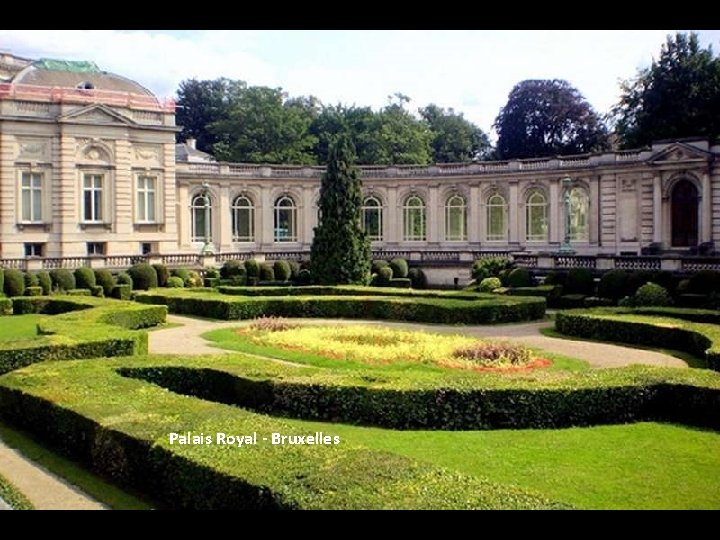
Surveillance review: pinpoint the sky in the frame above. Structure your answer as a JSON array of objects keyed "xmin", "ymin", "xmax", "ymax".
[{"xmin": 1, "ymin": 30, "xmax": 719, "ymax": 138}]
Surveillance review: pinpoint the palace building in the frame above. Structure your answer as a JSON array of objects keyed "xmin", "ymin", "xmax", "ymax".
[{"xmin": 1, "ymin": 53, "xmax": 719, "ymax": 284}]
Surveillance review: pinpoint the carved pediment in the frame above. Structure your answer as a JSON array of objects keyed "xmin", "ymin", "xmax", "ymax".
[
  {"xmin": 647, "ymin": 142, "xmax": 713, "ymax": 164},
  {"xmin": 76, "ymin": 138, "xmax": 114, "ymax": 164},
  {"xmin": 59, "ymin": 104, "xmax": 137, "ymax": 127}
]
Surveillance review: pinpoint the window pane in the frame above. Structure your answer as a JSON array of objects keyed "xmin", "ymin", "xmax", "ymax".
[
  {"xmin": 569, "ymin": 188, "xmax": 589, "ymax": 241},
  {"xmin": 32, "ymin": 188, "xmax": 42, "ymax": 221},
  {"xmin": 147, "ymin": 191, "xmax": 155, "ymax": 222},
  {"xmin": 84, "ymin": 190, "xmax": 93, "ymax": 221},
  {"xmin": 22, "ymin": 189, "xmax": 31, "ymax": 221},
  {"xmin": 94, "ymin": 189, "xmax": 102, "ymax": 221}
]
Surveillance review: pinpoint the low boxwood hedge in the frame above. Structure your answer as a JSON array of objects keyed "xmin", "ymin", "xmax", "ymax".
[
  {"xmin": 135, "ymin": 289, "xmax": 546, "ymax": 325},
  {"xmin": 0, "ymin": 296, "xmax": 166, "ymax": 375},
  {"xmin": 555, "ymin": 307, "xmax": 720, "ymax": 371},
  {"xmin": 0, "ymin": 356, "xmax": 569, "ymax": 510}
]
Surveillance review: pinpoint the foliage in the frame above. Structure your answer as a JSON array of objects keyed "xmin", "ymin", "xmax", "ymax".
[
  {"xmin": 626, "ymin": 271, "xmax": 655, "ymax": 296},
  {"xmin": 507, "ymin": 268, "xmax": 532, "ymax": 288},
  {"xmin": 167, "ymin": 276, "xmax": 185, "ymax": 288},
  {"xmin": 50, "ymin": 269, "xmax": 75, "ymax": 292},
  {"xmin": 297, "ymin": 269, "xmax": 312, "ymax": 285},
  {"xmin": 479, "ymin": 277, "xmax": 503, "ymax": 293},
  {"xmin": 371, "ymin": 260, "xmax": 389, "ymax": 274},
  {"xmin": 0, "ymin": 269, "xmax": 4, "ymax": 296},
  {"xmin": 221, "ymin": 260, "xmax": 245, "ymax": 279},
  {"xmin": 116, "ymin": 272, "xmax": 133, "ymax": 288},
  {"xmin": 205, "ymin": 267, "xmax": 220, "ymax": 279},
  {"xmin": 388, "ymin": 278, "xmax": 411, "ymax": 288},
  {"xmin": 3, "ymin": 269, "xmax": 25, "ymax": 297},
  {"xmin": 376, "ymin": 266, "xmax": 393, "ymax": 285},
  {"xmin": 128, "ymin": 263, "xmax": 158, "ymax": 291},
  {"xmin": 273, "ymin": 261, "xmax": 292, "ymax": 282},
  {"xmin": 94, "ymin": 269, "xmax": 115, "ymax": 298},
  {"xmin": 408, "ymin": 268, "xmax": 427, "ymax": 289},
  {"xmin": 565, "ymin": 268, "xmax": 595, "ymax": 295},
  {"xmin": 259, "ymin": 263, "xmax": 275, "ymax": 282},
  {"xmin": 389, "ymin": 258, "xmax": 409, "ymax": 279},
  {"xmin": 419, "ymin": 104, "xmax": 492, "ymax": 162},
  {"xmin": 472, "ymin": 257, "xmax": 511, "ymax": 282},
  {"xmin": 310, "ymin": 135, "xmax": 371, "ymax": 285},
  {"xmin": 112, "ymin": 285, "xmax": 132, "ymax": 301},
  {"xmin": 248, "ymin": 316, "xmax": 299, "ymax": 332},
  {"xmin": 185, "ymin": 271, "xmax": 203, "ymax": 288},
  {"xmin": 633, "ymin": 282, "xmax": 672, "ymax": 307},
  {"xmin": 0, "ymin": 474, "xmax": 33, "ymax": 510},
  {"xmin": 612, "ymin": 32, "xmax": 720, "ymax": 148},
  {"xmin": 494, "ymin": 79, "xmax": 609, "ymax": 159},
  {"xmin": 543, "ymin": 271, "xmax": 567, "ymax": 287},
  {"xmin": 688, "ymin": 270, "xmax": 720, "ymax": 294},
  {"xmin": 90, "ymin": 285, "xmax": 104, "ymax": 298},
  {"xmin": 0, "ymin": 298, "xmax": 12, "ymax": 315},
  {"xmin": 152, "ymin": 264, "xmax": 170, "ymax": 287},
  {"xmin": 598, "ymin": 269, "xmax": 628, "ymax": 301},
  {"xmin": 74, "ymin": 267, "xmax": 96, "ymax": 290},
  {"xmin": 244, "ymin": 259, "xmax": 260, "ymax": 278},
  {"xmin": 452, "ymin": 341, "xmax": 532, "ymax": 367},
  {"xmin": 24, "ymin": 272, "xmax": 39, "ymax": 288},
  {"xmin": 171, "ymin": 268, "xmax": 191, "ymax": 282},
  {"xmin": 25, "ymin": 286, "xmax": 43, "ymax": 297}
]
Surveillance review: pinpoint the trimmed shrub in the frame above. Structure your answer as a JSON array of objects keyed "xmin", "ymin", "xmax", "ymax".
[
  {"xmin": 288, "ymin": 261, "xmax": 301, "ymax": 280},
  {"xmin": 25, "ymin": 286, "xmax": 43, "ymax": 297},
  {"xmin": 626, "ymin": 271, "xmax": 654, "ymax": 296},
  {"xmin": 90, "ymin": 285, "xmax": 104, "ymax": 297},
  {"xmin": 37, "ymin": 271, "xmax": 52, "ymax": 296},
  {"xmin": 128, "ymin": 263, "xmax": 158, "ymax": 291},
  {"xmin": 24, "ymin": 272, "xmax": 39, "ymax": 288},
  {"xmin": 259, "ymin": 263, "xmax": 275, "ymax": 282},
  {"xmin": 244, "ymin": 259, "xmax": 260, "ymax": 278},
  {"xmin": 377, "ymin": 266, "xmax": 393, "ymax": 286},
  {"xmin": 507, "ymin": 268, "xmax": 532, "ymax": 288},
  {"xmin": 67, "ymin": 289, "xmax": 92, "ymax": 296},
  {"xmin": 389, "ymin": 258, "xmax": 409, "ymax": 279},
  {"xmin": 498, "ymin": 269, "xmax": 513, "ymax": 286},
  {"xmin": 153, "ymin": 264, "xmax": 170, "ymax": 287},
  {"xmin": 228, "ymin": 275, "xmax": 247, "ymax": 287},
  {"xmin": 205, "ymin": 267, "xmax": 220, "ymax": 279},
  {"xmin": 221, "ymin": 260, "xmax": 245, "ymax": 279},
  {"xmin": 557, "ymin": 294, "xmax": 587, "ymax": 309},
  {"xmin": 371, "ymin": 260, "xmax": 390, "ymax": 274},
  {"xmin": 94, "ymin": 269, "xmax": 115, "ymax": 297},
  {"xmin": 598, "ymin": 269, "xmax": 628, "ymax": 301},
  {"xmin": 297, "ymin": 269, "xmax": 312, "ymax": 285},
  {"xmin": 677, "ymin": 279, "xmax": 691, "ymax": 294},
  {"xmin": 584, "ymin": 296, "xmax": 614, "ymax": 308},
  {"xmin": 112, "ymin": 284, "xmax": 132, "ymax": 300},
  {"xmin": 4, "ymin": 269, "xmax": 25, "ymax": 297},
  {"xmin": 634, "ymin": 282, "xmax": 672, "ymax": 307},
  {"xmin": 50, "ymin": 269, "xmax": 75, "ymax": 292},
  {"xmin": 186, "ymin": 271, "xmax": 203, "ymax": 288},
  {"xmin": 389, "ymin": 278, "xmax": 411, "ymax": 288},
  {"xmin": 246, "ymin": 277, "xmax": 259, "ymax": 287},
  {"xmin": 0, "ymin": 269, "xmax": 4, "ymax": 295},
  {"xmin": 273, "ymin": 261, "xmax": 292, "ymax": 282},
  {"xmin": 689, "ymin": 270, "xmax": 720, "ymax": 294},
  {"xmin": 116, "ymin": 272, "xmax": 133, "ymax": 288},
  {"xmin": 167, "ymin": 276, "xmax": 184, "ymax": 288},
  {"xmin": 452, "ymin": 341, "xmax": 531, "ymax": 366},
  {"xmin": 543, "ymin": 271, "xmax": 567, "ymax": 287},
  {"xmin": 74, "ymin": 267, "xmax": 96, "ymax": 290},
  {"xmin": 565, "ymin": 268, "xmax": 594, "ymax": 295},
  {"xmin": 471, "ymin": 257, "xmax": 511, "ymax": 282},
  {"xmin": 204, "ymin": 277, "xmax": 221, "ymax": 288},
  {"xmin": 408, "ymin": 268, "xmax": 427, "ymax": 289},
  {"xmin": 0, "ymin": 298, "xmax": 11, "ymax": 315},
  {"xmin": 652, "ymin": 271, "xmax": 677, "ymax": 294},
  {"xmin": 479, "ymin": 277, "xmax": 502, "ymax": 293},
  {"xmin": 171, "ymin": 268, "xmax": 191, "ymax": 283}
]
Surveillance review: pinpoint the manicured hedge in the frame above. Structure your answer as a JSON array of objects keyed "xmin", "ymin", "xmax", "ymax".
[
  {"xmin": 4, "ymin": 269, "xmax": 25, "ymax": 297},
  {"xmin": 555, "ymin": 308, "xmax": 720, "ymax": 371},
  {"xmin": 74, "ymin": 267, "xmax": 96, "ymax": 290},
  {"xmin": 388, "ymin": 278, "xmax": 411, "ymax": 289},
  {"xmin": 136, "ymin": 289, "xmax": 545, "ymax": 324},
  {"xmin": 112, "ymin": 284, "xmax": 132, "ymax": 300},
  {"xmin": 0, "ymin": 298, "xmax": 11, "ymax": 315},
  {"xmin": 0, "ymin": 356, "xmax": 568, "ymax": 510},
  {"xmin": 0, "ymin": 296, "xmax": 166, "ymax": 375},
  {"xmin": 216, "ymin": 285, "xmax": 483, "ymax": 299}
]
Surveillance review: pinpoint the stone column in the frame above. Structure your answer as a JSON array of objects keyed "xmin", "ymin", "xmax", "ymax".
[
  {"xmin": 508, "ymin": 180, "xmax": 519, "ymax": 244},
  {"xmin": 469, "ymin": 184, "xmax": 480, "ymax": 244},
  {"xmin": 549, "ymin": 180, "xmax": 560, "ymax": 243},
  {"xmin": 589, "ymin": 175, "xmax": 600, "ymax": 245},
  {"xmin": 218, "ymin": 184, "xmax": 231, "ymax": 250},
  {"xmin": 176, "ymin": 184, "xmax": 188, "ymax": 250},
  {"xmin": 260, "ymin": 186, "xmax": 273, "ymax": 249},
  {"xmin": 428, "ymin": 184, "xmax": 439, "ymax": 243},
  {"xmin": 702, "ymin": 172, "xmax": 711, "ymax": 243},
  {"xmin": 652, "ymin": 175, "xmax": 662, "ymax": 244},
  {"xmin": 386, "ymin": 186, "xmax": 398, "ymax": 243},
  {"xmin": 302, "ymin": 185, "xmax": 315, "ymax": 247}
]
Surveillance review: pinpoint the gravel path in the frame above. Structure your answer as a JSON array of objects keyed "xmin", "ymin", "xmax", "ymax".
[
  {"xmin": 0, "ymin": 438, "xmax": 106, "ymax": 510},
  {"xmin": 151, "ymin": 315, "xmax": 687, "ymax": 369}
]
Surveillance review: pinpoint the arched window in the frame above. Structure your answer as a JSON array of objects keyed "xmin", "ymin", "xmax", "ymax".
[
  {"xmin": 486, "ymin": 193, "xmax": 508, "ymax": 241},
  {"xmin": 403, "ymin": 195, "xmax": 426, "ymax": 241},
  {"xmin": 274, "ymin": 195, "xmax": 297, "ymax": 242},
  {"xmin": 190, "ymin": 192, "xmax": 213, "ymax": 243},
  {"xmin": 362, "ymin": 196, "xmax": 383, "ymax": 241},
  {"xmin": 568, "ymin": 187, "xmax": 589, "ymax": 242},
  {"xmin": 445, "ymin": 194, "xmax": 467, "ymax": 241},
  {"xmin": 231, "ymin": 195, "xmax": 254, "ymax": 243},
  {"xmin": 526, "ymin": 190, "xmax": 548, "ymax": 241}
]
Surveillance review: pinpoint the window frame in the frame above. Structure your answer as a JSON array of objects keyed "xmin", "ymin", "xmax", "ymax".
[
  {"xmin": 444, "ymin": 194, "xmax": 467, "ymax": 242},
  {"xmin": 403, "ymin": 194, "xmax": 426, "ymax": 242},
  {"xmin": 274, "ymin": 195, "xmax": 298, "ymax": 243},
  {"xmin": 486, "ymin": 193, "xmax": 508, "ymax": 242},
  {"xmin": 362, "ymin": 195, "xmax": 383, "ymax": 242},
  {"xmin": 135, "ymin": 174, "xmax": 158, "ymax": 224},
  {"xmin": 525, "ymin": 190, "xmax": 548, "ymax": 242},
  {"xmin": 231, "ymin": 194, "xmax": 255, "ymax": 243}
]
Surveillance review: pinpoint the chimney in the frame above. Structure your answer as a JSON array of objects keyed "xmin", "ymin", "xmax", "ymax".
[{"xmin": 187, "ymin": 138, "xmax": 197, "ymax": 150}]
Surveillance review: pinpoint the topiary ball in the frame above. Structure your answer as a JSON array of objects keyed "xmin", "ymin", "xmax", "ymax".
[{"xmin": 389, "ymin": 258, "xmax": 409, "ymax": 278}]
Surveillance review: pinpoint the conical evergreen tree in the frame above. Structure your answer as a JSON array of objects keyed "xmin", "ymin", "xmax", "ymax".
[{"xmin": 310, "ymin": 135, "xmax": 371, "ymax": 284}]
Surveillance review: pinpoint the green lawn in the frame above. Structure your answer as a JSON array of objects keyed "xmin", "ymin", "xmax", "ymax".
[
  {"xmin": 0, "ymin": 315, "xmax": 43, "ymax": 341},
  {"xmin": 282, "ymin": 418, "xmax": 720, "ymax": 510}
]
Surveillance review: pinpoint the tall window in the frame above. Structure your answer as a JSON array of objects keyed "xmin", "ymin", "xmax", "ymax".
[
  {"xmin": 445, "ymin": 194, "xmax": 467, "ymax": 241},
  {"xmin": 403, "ymin": 195, "xmax": 426, "ymax": 241},
  {"xmin": 486, "ymin": 193, "xmax": 507, "ymax": 241},
  {"xmin": 82, "ymin": 174, "xmax": 104, "ymax": 222},
  {"xmin": 526, "ymin": 190, "xmax": 548, "ymax": 241},
  {"xmin": 568, "ymin": 187, "xmax": 589, "ymax": 242},
  {"xmin": 21, "ymin": 172, "xmax": 43, "ymax": 222},
  {"xmin": 232, "ymin": 195, "xmax": 255, "ymax": 242},
  {"xmin": 274, "ymin": 195, "xmax": 297, "ymax": 242},
  {"xmin": 362, "ymin": 196, "xmax": 383, "ymax": 241},
  {"xmin": 136, "ymin": 175, "xmax": 156, "ymax": 223},
  {"xmin": 190, "ymin": 193, "xmax": 213, "ymax": 243}
]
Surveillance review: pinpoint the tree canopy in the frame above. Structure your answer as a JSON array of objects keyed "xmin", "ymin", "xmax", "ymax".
[
  {"xmin": 612, "ymin": 32, "xmax": 720, "ymax": 149},
  {"xmin": 493, "ymin": 79, "xmax": 609, "ymax": 160},
  {"xmin": 420, "ymin": 104, "xmax": 492, "ymax": 162}
]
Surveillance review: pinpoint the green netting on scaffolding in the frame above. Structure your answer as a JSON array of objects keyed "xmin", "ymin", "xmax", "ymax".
[{"xmin": 33, "ymin": 59, "xmax": 101, "ymax": 73}]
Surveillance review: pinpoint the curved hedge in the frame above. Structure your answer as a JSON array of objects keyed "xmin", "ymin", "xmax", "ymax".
[
  {"xmin": 136, "ymin": 289, "xmax": 545, "ymax": 324},
  {"xmin": 555, "ymin": 307, "xmax": 720, "ymax": 371},
  {"xmin": 0, "ymin": 296, "xmax": 166, "ymax": 375}
]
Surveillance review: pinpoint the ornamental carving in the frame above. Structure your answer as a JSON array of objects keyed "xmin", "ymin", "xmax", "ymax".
[
  {"xmin": 16, "ymin": 137, "xmax": 50, "ymax": 161},
  {"xmin": 133, "ymin": 144, "xmax": 161, "ymax": 166}
]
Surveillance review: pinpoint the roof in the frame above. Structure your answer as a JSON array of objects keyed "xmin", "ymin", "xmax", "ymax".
[{"xmin": 175, "ymin": 143, "xmax": 216, "ymax": 163}]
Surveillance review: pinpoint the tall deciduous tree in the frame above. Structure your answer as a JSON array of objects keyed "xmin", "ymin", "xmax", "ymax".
[
  {"xmin": 420, "ymin": 104, "xmax": 492, "ymax": 162},
  {"xmin": 494, "ymin": 79, "xmax": 609, "ymax": 159},
  {"xmin": 612, "ymin": 32, "xmax": 720, "ymax": 149},
  {"xmin": 310, "ymin": 135, "xmax": 371, "ymax": 285},
  {"xmin": 175, "ymin": 78, "xmax": 246, "ymax": 153}
]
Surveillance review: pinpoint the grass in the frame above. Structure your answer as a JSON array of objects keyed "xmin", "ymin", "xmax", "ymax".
[
  {"xmin": 280, "ymin": 418, "xmax": 720, "ymax": 510},
  {"xmin": 539, "ymin": 326, "xmax": 706, "ymax": 368},
  {"xmin": 0, "ymin": 471, "xmax": 33, "ymax": 510},
  {"xmin": 0, "ymin": 421, "xmax": 152, "ymax": 510},
  {"xmin": 0, "ymin": 314, "xmax": 44, "ymax": 341}
]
